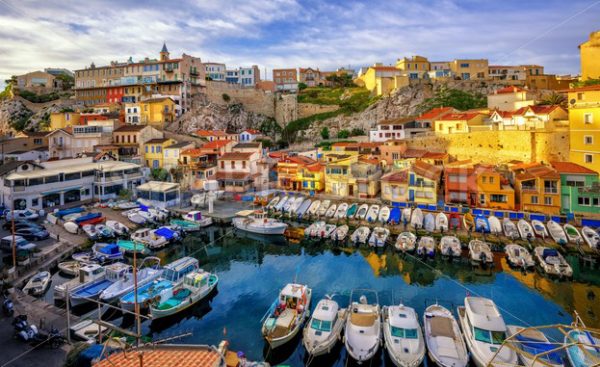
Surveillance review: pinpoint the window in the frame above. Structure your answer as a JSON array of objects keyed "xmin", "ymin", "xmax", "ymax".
[
  {"xmin": 242, "ymin": 161, "xmax": 246, "ymax": 169},
  {"xmin": 578, "ymin": 197, "xmax": 591, "ymax": 206},
  {"xmin": 585, "ymin": 136, "xmax": 593, "ymax": 145},
  {"xmin": 479, "ymin": 194, "xmax": 485, "ymax": 205},
  {"xmin": 530, "ymin": 196, "xmax": 538, "ymax": 204},
  {"xmin": 231, "ymin": 161, "xmax": 235, "ymax": 169},
  {"xmin": 156, "ymin": 146, "xmax": 162, "ymax": 153},
  {"xmin": 490, "ymin": 194, "xmax": 507, "ymax": 203},
  {"xmin": 220, "ymin": 161, "xmax": 224, "ymax": 169},
  {"xmin": 544, "ymin": 197, "xmax": 553, "ymax": 205},
  {"xmin": 585, "ymin": 154, "xmax": 593, "ymax": 164},
  {"xmin": 489, "ymin": 177, "xmax": 494, "ymax": 184},
  {"xmin": 460, "ymin": 63, "xmax": 470, "ymax": 68},
  {"xmin": 584, "ymin": 113, "xmax": 593, "ymax": 124},
  {"xmin": 310, "ymin": 318, "xmax": 332, "ymax": 332},
  {"xmin": 482, "ymin": 176, "xmax": 487, "ymax": 183}
]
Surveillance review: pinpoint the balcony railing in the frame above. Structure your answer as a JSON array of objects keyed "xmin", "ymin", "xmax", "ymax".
[{"xmin": 544, "ymin": 188, "xmax": 558, "ymax": 194}]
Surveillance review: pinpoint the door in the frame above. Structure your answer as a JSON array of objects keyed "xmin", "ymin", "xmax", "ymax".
[
  {"xmin": 153, "ymin": 160, "xmax": 159, "ymax": 169},
  {"xmin": 409, "ymin": 189, "xmax": 415, "ymax": 202},
  {"xmin": 349, "ymin": 185, "xmax": 354, "ymax": 196}
]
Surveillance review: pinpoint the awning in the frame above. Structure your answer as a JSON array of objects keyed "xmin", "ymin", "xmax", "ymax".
[{"xmin": 41, "ymin": 185, "xmax": 85, "ymax": 195}]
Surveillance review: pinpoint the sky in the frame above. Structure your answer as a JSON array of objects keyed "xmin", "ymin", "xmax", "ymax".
[{"xmin": 0, "ymin": 0, "xmax": 599, "ymax": 86}]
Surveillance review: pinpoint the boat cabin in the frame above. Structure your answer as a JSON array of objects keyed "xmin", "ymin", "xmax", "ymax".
[
  {"xmin": 389, "ymin": 305, "xmax": 419, "ymax": 339},
  {"xmin": 464, "ymin": 297, "xmax": 507, "ymax": 346},
  {"xmin": 104, "ymin": 262, "xmax": 132, "ymax": 282},
  {"xmin": 79, "ymin": 264, "xmax": 105, "ymax": 283},
  {"xmin": 185, "ymin": 270, "xmax": 210, "ymax": 289},
  {"xmin": 279, "ymin": 283, "xmax": 308, "ymax": 312},
  {"xmin": 184, "ymin": 211, "xmax": 204, "ymax": 222},
  {"xmin": 162, "ymin": 257, "xmax": 199, "ymax": 283},
  {"xmin": 310, "ymin": 299, "xmax": 339, "ymax": 333}
]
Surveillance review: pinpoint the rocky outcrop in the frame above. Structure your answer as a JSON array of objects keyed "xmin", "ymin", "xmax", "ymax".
[
  {"xmin": 0, "ymin": 98, "xmax": 33, "ymax": 135},
  {"xmin": 0, "ymin": 96, "xmax": 79, "ymax": 134}
]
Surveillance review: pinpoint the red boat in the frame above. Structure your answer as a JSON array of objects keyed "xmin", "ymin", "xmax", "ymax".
[
  {"xmin": 449, "ymin": 212, "xmax": 461, "ymax": 230},
  {"xmin": 79, "ymin": 216, "xmax": 105, "ymax": 226}
]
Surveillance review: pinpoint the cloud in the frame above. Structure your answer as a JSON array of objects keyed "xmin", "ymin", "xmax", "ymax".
[{"xmin": 0, "ymin": 0, "xmax": 598, "ymax": 85}]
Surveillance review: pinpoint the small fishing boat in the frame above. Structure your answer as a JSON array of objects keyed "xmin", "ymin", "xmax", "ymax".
[
  {"xmin": 131, "ymin": 228, "xmax": 169, "ymax": 249},
  {"xmin": 302, "ymin": 297, "xmax": 347, "ymax": 357},
  {"xmin": 317, "ymin": 200, "xmax": 331, "ymax": 216},
  {"xmin": 274, "ymin": 196, "xmax": 289, "ymax": 211},
  {"xmin": 183, "ymin": 211, "xmax": 213, "ymax": 227},
  {"xmin": 262, "ymin": 283, "xmax": 312, "ymax": 349},
  {"xmin": 54, "ymin": 206, "xmax": 85, "ymax": 218},
  {"xmin": 439, "ymin": 236, "xmax": 462, "ymax": 258},
  {"xmin": 505, "ymin": 244, "xmax": 535, "ymax": 269},
  {"xmin": 503, "ymin": 219, "xmax": 519, "ymax": 239},
  {"xmin": 531, "ymin": 220, "xmax": 548, "ymax": 238},
  {"xmin": 127, "ymin": 211, "xmax": 147, "ymax": 225},
  {"xmin": 366, "ymin": 204, "xmax": 380, "ymax": 222},
  {"xmin": 335, "ymin": 202, "xmax": 348, "ymax": 218},
  {"xmin": 410, "ymin": 208, "xmax": 424, "ymax": 229},
  {"xmin": 506, "ymin": 325, "xmax": 565, "ymax": 367},
  {"xmin": 54, "ymin": 263, "xmax": 107, "ymax": 302},
  {"xmin": 355, "ymin": 203, "xmax": 369, "ymax": 220},
  {"xmin": 378, "ymin": 206, "xmax": 390, "ymax": 223},
  {"xmin": 82, "ymin": 224, "xmax": 99, "ymax": 240},
  {"xmin": 395, "ymin": 232, "xmax": 417, "ymax": 253},
  {"xmin": 308, "ymin": 221, "xmax": 326, "ymax": 238},
  {"xmin": 458, "ymin": 297, "xmax": 518, "ymax": 367},
  {"xmin": 75, "ymin": 212, "xmax": 102, "ymax": 224},
  {"xmin": 332, "ymin": 225, "xmax": 349, "ymax": 241},
  {"xmin": 304, "ymin": 222, "xmax": 317, "ymax": 237},
  {"xmin": 518, "ymin": 219, "xmax": 535, "ymax": 240},
  {"xmin": 435, "ymin": 212, "xmax": 448, "ymax": 232},
  {"xmin": 282, "ymin": 196, "xmax": 296, "ymax": 212},
  {"xmin": 351, "ymin": 226, "xmax": 371, "ymax": 245},
  {"xmin": 106, "ymin": 220, "xmax": 129, "ymax": 236},
  {"xmin": 71, "ymin": 252, "xmax": 96, "ymax": 264},
  {"xmin": 368, "ymin": 227, "xmax": 390, "ymax": 247},
  {"xmin": 266, "ymin": 196, "xmax": 280, "ymax": 209},
  {"xmin": 63, "ymin": 221, "xmax": 79, "ymax": 234},
  {"xmin": 296, "ymin": 199, "xmax": 312, "ymax": 217},
  {"xmin": 70, "ymin": 320, "xmax": 108, "ymax": 343},
  {"xmin": 170, "ymin": 219, "xmax": 201, "ymax": 232},
  {"xmin": 417, "ymin": 236, "xmax": 436, "ymax": 258},
  {"xmin": 345, "ymin": 289, "xmax": 381, "ymax": 364},
  {"xmin": 468, "ymin": 240, "xmax": 493, "ymax": 265},
  {"xmin": 232, "ymin": 210, "xmax": 288, "ymax": 235},
  {"xmin": 475, "ymin": 214, "xmax": 490, "ymax": 233},
  {"xmin": 401, "ymin": 207, "xmax": 412, "ymax": 224},
  {"xmin": 70, "ymin": 262, "xmax": 131, "ymax": 307},
  {"xmin": 383, "ymin": 304, "xmax": 425, "ymax": 367},
  {"xmin": 23, "ymin": 271, "xmax": 51, "ymax": 296},
  {"xmin": 92, "ymin": 243, "xmax": 124, "ymax": 261},
  {"xmin": 325, "ymin": 204, "xmax": 337, "ymax": 218},
  {"xmin": 463, "ymin": 213, "xmax": 475, "ymax": 232},
  {"xmin": 100, "ymin": 257, "xmax": 162, "ymax": 304},
  {"xmin": 289, "ymin": 196, "xmax": 305, "ymax": 214},
  {"xmin": 58, "ymin": 261, "xmax": 83, "ymax": 277},
  {"xmin": 115, "ymin": 201, "xmax": 139, "ymax": 210},
  {"xmin": 564, "ymin": 224, "xmax": 582, "ymax": 243},
  {"xmin": 307, "ymin": 200, "xmax": 321, "ymax": 215},
  {"xmin": 95, "ymin": 224, "xmax": 114, "ymax": 239},
  {"xmin": 116, "ymin": 239, "xmax": 149, "ymax": 255},
  {"xmin": 534, "ymin": 247, "xmax": 573, "ymax": 278},
  {"xmin": 488, "ymin": 216, "xmax": 502, "ymax": 234},
  {"xmin": 149, "ymin": 269, "xmax": 218, "ymax": 320},
  {"xmin": 346, "ymin": 203, "xmax": 358, "ymax": 218},
  {"xmin": 423, "ymin": 303, "xmax": 468, "ymax": 367},
  {"xmin": 449, "ymin": 213, "xmax": 461, "ymax": 230},
  {"xmin": 388, "ymin": 207, "xmax": 401, "ymax": 224},
  {"xmin": 582, "ymin": 226, "xmax": 600, "ymax": 250},
  {"xmin": 63, "ymin": 212, "xmax": 83, "ymax": 222},
  {"xmin": 424, "ymin": 213, "xmax": 435, "ymax": 232},
  {"xmin": 564, "ymin": 328, "xmax": 600, "ymax": 367},
  {"xmin": 321, "ymin": 224, "xmax": 337, "ymax": 239},
  {"xmin": 547, "ymin": 220, "xmax": 567, "ymax": 245}
]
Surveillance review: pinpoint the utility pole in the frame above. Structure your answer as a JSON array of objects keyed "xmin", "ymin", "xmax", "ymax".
[{"xmin": 133, "ymin": 241, "xmax": 141, "ymax": 347}]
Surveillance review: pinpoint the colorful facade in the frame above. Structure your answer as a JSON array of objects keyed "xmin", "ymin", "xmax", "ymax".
[
  {"xmin": 139, "ymin": 97, "xmax": 176, "ymax": 129},
  {"xmin": 408, "ymin": 161, "xmax": 442, "ymax": 205},
  {"xmin": 381, "ymin": 170, "xmax": 409, "ymax": 203},
  {"xmin": 567, "ymin": 85, "xmax": 600, "ymax": 174},
  {"xmin": 324, "ymin": 155, "xmax": 359, "ymax": 196},
  {"xmin": 49, "ymin": 112, "xmax": 80, "ymax": 131},
  {"xmin": 551, "ymin": 162, "xmax": 600, "ymax": 216},
  {"xmin": 580, "ymin": 30, "xmax": 600, "ymax": 81},
  {"xmin": 297, "ymin": 163, "xmax": 325, "ymax": 192},
  {"xmin": 434, "ymin": 112, "xmax": 485, "ymax": 134},
  {"xmin": 513, "ymin": 164, "xmax": 561, "ymax": 215},
  {"xmin": 473, "ymin": 165, "xmax": 515, "ymax": 210},
  {"xmin": 144, "ymin": 138, "xmax": 175, "ymax": 169},
  {"xmin": 276, "ymin": 155, "xmax": 316, "ymax": 191}
]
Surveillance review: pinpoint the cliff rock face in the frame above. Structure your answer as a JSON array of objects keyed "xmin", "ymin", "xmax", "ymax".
[
  {"xmin": 0, "ymin": 96, "xmax": 80, "ymax": 134},
  {"xmin": 0, "ymin": 98, "xmax": 33, "ymax": 135}
]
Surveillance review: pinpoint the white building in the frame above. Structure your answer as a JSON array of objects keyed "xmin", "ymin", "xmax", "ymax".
[
  {"xmin": 135, "ymin": 181, "xmax": 180, "ymax": 208},
  {"xmin": 0, "ymin": 157, "xmax": 145, "ymax": 210},
  {"xmin": 48, "ymin": 125, "xmax": 112, "ymax": 159},
  {"xmin": 205, "ymin": 62, "xmax": 226, "ymax": 82},
  {"xmin": 487, "ymin": 86, "xmax": 536, "ymax": 111},
  {"xmin": 0, "ymin": 147, "xmax": 48, "ymax": 162},
  {"xmin": 239, "ymin": 129, "xmax": 262, "ymax": 142},
  {"xmin": 124, "ymin": 103, "xmax": 141, "ymax": 124}
]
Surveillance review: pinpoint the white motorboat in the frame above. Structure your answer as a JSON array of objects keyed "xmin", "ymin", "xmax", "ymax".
[
  {"xmin": 282, "ymin": 196, "xmax": 296, "ymax": 212},
  {"xmin": 106, "ymin": 220, "xmax": 129, "ymax": 236},
  {"xmin": 355, "ymin": 204, "xmax": 369, "ymax": 220},
  {"xmin": 410, "ymin": 208, "xmax": 424, "ymax": 229},
  {"xmin": 368, "ymin": 227, "xmax": 389, "ymax": 247},
  {"xmin": 534, "ymin": 247, "xmax": 573, "ymax": 278},
  {"xmin": 325, "ymin": 204, "xmax": 337, "ymax": 218},
  {"xmin": 232, "ymin": 210, "xmax": 288, "ymax": 235},
  {"xmin": 114, "ymin": 201, "xmax": 139, "ymax": 210},
  {"xmin": 365, "ymin": 205, "xmax": 380, "ymax": 222},
  {"xmin": 346, "ymin": 203, "xmax": 358, "ymax": 219},
  {"xmin": 304, "ymin": 222, "xmax": 317, "ymax": 237},
  {"xmin": 468, "ymin": 240, "xmax": 493, "ymax": 265},
  {"xmin": 94, "ymin": 224, "xmax": 114, "ymax": 239},
  {"xmin": 547, "ymin": 220, "xmax": 568, "ymax": 245},
  {"xmin": 503, "ymin": 219, "xmax": 519, "ymax": 239},
  {"xmin": 23, "ymin": 271, "xmax": 51, "ymax": 296},
  {"xmin": 531, "ymin": 220, "xmax": 548, "ymax": 238},
  {"xmin": 335, "ymin": 202, "xmax": 349, "ymax": 219},
  {"xmin": 63, "ymin": 221, "xmax": 79, "ymax": 234},
  {"xmin": 308, "ymin": 221, "xmax": 327, "ymax": 238},
  {"xmin": 435, "ymin": 212, "xmax": 448, "ymax": 232},
  {"xmin": 351, "ymin": 226, "xmax": 371, "ymax": 245},
  {"xmin": 378, "ymin": 206, "xmax": 391, "ymax": 223},
  {"xmin": 70, "ymin": 319, "xmax": 108, "ymax": 343},
  {"xmin": 423, "ymin": 303, "xmax": 468, "ymax": 367},
  {"xmin": 266, "ymin": 196, "xmax": 280, "ymax": 209},
  {"xmin": 383, "ymin": 304, "xmax": 425, "ymax": 367},
  {"xmin": 564, "ymin": 328, "xmax": 600, "ymax": 367},
  {"xmin": 127, "ymin": 211, "xmax": 147, "ymax": 225},
  {"xmin": 303, "ymin": 297, "xmax": 347, "ymax": 357},
  {"xmin": 58, "ymin": 260, "xmax": 83, "ymax": 277},
  {"xmin": 424, "ymin": 213, "xmax": 435, "ymax": 232},
  {"xmin": 345, "ymin": 289, "xmax": 381, "ymax": 364},
  {"xmin": 506, "ymin": 325, "xmax": 565, "ymax": 367},
  {"xmin": 82, "ymin": 224, "xmax": 99, "ymax": 240},
  {"xmin": 289, "ymin": 196, "xmax": 305, "ymax": 214},
  {"xmin": 183, "ymin": 211, "xmax": 213, "ymax": 227},
  {"xmin": 262, "ymin": 283, "xmax": 312, "ymax": 349},
  {"xmin": 457, "ymin": 297, "xmax": 518, "ymax": 367},
  {"xmin": 322, "ymin": 224, "xmax": 337, "ymax": 239},
  {"xmin": 439, "ymin": 236, "xmax": 462, "ymax": 258},
  {"xmin": 69, "ymin": 262, "xmax": 131, "ymax": 307},
  {"xmin": 307, "ymin": 200, "xmax": 321, "ymax": 215},
  {"xmin": 505, "ymin": 244, "xmax": 535, "ymax": 269},
  {"xmin": 99, "ymin": 257, "xmax": 162, "ymax": 304},
  {"xmin": 417, "ymin": 236, "xmax": 436, "ymax": 259},
  {"xmin": 518, "ymin": 219, "xmax": 535, "ymax": 240},
  {"xmin": 582, "ymin": 226, "xmax": 600, "ymax": 250},
  {"xmin": 488, "ymin": 216, "xmax": 502, "ymax": 234},
  {"xmin": 332, "ymin": 225, "xmax": 349, "ymax": 241},
  {"xmin": 296, "ymin": 199, "xmax": 312, "ymax": 217},
  {"xmin": 563, "ymin": 224, "xmax": 582, "ymax": 243},
  {"xmin": 395, "ymin": 232, "xmax": 417, "ymax": 253},
  {"xmin": 54, "ymin": 263, "xmax": 106, "ymax": 302},
  {"xmin": 274, "ymin": 196, "xmax": 289, "ymax": 211},
  {"xmin": 317, "ymin": 200, "xmax": 331, "ymax": 216},
  {"xmin": 401, "ymin": 208, "xmax": 412, "ymax": 223},
  {"xmin": 131, "ymin": 228, "xmax": 168, "ymax": 249}
]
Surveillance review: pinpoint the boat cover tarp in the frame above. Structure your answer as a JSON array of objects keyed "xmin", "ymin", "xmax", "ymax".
[
  {"xmin": 542, "ymin": 248, "xmax": 559, "ymax": 258},
  {"xmin": 75, "ymin": 212, "xmax": 102, "ymax": 223},
  {"xmin": 99, "ymin": 244, "xmax": 120, "ymax": 255},
  {"xmin": 582, "ymin": 219, "xmax": 600, "ymax": 228},
  {"xmin": 139, "ymin": 204, "xmax": 149, "ymax": 212},
  {"xmin": 54, "ymin": 207, "xmax": 84, "ymax": 218},
  {"xmin": 389, "ymin": 208, "xmax": 401, "ymax": 224},
  {"xmin": 155, "ymin": 227, "xmax": 176, "ymax": 240},
  {"xmin": 515, "ymin": 334, "xmax": 563, "ymax": 363}
]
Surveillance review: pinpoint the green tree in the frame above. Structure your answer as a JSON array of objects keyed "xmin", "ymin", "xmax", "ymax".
[
  {"xmin": 320, "ymin": 127, "xmax": 330, "ymax": 140},
  {"xmin": 337, "ymin": 129, "xmax": 350, "ymax": 139},
  {"xmin": 298, "ymin": 82, "xmax": 308, "ymax": 90},
  {"xmin": 55, "ymin": 74, "xmax": 74, "ymax": 90},
  {"xmin": 150, "ymin": 168, "xmax": 169, "ymax": 181},
  {"xmin": 350, "ymin": 128, "xmax": 365, "ymax": 136},
  {"xmin": 222, "ymin": 93, "xmax": 231, "ymax": 102},
  {"xmin": 325, "ymin": 73, "xmax": 355, "ymax": 88},
  {"xmin": 417, "ymin": 85, "xmax": 486, "ymax": 113}
]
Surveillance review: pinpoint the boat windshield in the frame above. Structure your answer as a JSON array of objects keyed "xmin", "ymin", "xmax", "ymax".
[
  {"xmin": 474, "ymin": 327, "xmax": 506, "ymax": 344},
  {"xmin": 311, "ymin": 318, "xmax": 332, "ymax": 332},
  {"xmin": 391, "ymin": 326, "xmax": 418, "ymax": 339}
]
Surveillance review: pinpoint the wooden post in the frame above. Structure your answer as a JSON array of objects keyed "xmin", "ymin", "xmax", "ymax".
[{"xmin": 65, "ymin": 284, "xmax": 71, "ymax": 344}]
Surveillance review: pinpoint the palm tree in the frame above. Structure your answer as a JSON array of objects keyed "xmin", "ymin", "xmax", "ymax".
[{"xmin": 537, "ymin": 92, "xmax": 567, "ymax": 107}]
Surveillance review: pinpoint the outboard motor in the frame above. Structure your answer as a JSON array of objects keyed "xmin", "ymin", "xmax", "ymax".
[{"xmin": 2, "ymin": 293, "xmax": 14, "ymax": 317}]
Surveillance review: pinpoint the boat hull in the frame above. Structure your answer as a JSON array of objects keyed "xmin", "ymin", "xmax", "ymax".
[{"xmin": 150, "ymin": 280, "xmax": 218, "ymax": 320}]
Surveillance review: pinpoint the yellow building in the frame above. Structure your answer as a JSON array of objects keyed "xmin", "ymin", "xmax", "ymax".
[
  {"xmin": 144, "ymin": 138, "xmax": 175, "ymax": 169},
  {"xmin": 474, "ymin": 165, "xmax": 515, "ymax": 210},
  {"xmin": 49, "ymin": 112, "xmax": 80, "ymax": 131},
  {"xmin": 297, "ymin": 163, "xmax": 325, "ymax": 192},
  {"xmin": 276, "ymin": 155, "xmax": 316, "ymax": 191},
  {"xmin": 163, "ymin": 141, "xmax": 195, "ymax": 171},
  {"xmin": 408, "ymin": 161, "xmax": 442, "ymax": 205},
  {"xmin": 139, "ymin": 97, "xmax": 177, "ymax": 129},
  {"xmin": 395, "ymin": 55, "xmax": 430, "ymax": 79},
  {"xmin": 434, "ymin": 112, "xmax": 485, "ymax": 134},
  {"xmin": 324, "ymin": 155, "xmax": 359, "ymax": 196},
  {"xmin": 449, "ymin": 59, "xmax": 489, "ymax": 80},
  {"xmin": 355, "ymin": 65, "xmax": 407, "ymax": 96},
  {"xmin": 580, "ymin": 30, "xmax": 600, "ymax": 81},
  {"xmin": 512, "ymin": 163, "xmax": 561, "ymax": 215},
  {"xmin": 568, "ymin": 85, "xmax": 600, "ymax": 174},
  {"xmin": 381, "ymin": 170, "xmax": 409, "ymax": 203}
]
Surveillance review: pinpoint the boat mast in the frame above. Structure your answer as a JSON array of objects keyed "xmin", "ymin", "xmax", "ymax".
[{"xmin": 133, "ymin": 240, "xmax": 141, "ymax": 347}]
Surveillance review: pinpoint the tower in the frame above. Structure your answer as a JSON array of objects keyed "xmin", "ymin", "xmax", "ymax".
[{"xmin": 160, "ymin": 42, "xmax": 170, "ymax": 61}]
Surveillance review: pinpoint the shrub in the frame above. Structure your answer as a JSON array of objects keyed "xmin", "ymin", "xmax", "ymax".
[
  {"xmin": 298, "ymin": 82, "xmax": 307, "ymax": 90},
  {"xmin": 337, "ymin": 129, "xmax": 350, "ymax": 139},
  {"xmin": 350, "ymin": 128, "xmax": 365, "ymax": 136},
  {"xmin": 320, "ymin": 127, "xmax": 330, "ymax": 140},
  {"xmin": 222, "ymin": 93, "xmax": 231, "ymax": 102}
]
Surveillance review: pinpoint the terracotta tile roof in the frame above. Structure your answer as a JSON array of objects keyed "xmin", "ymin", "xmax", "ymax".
[
  {"xmin": 372, "ymin": 66, "xmax": 399, "ymax": 72},
  {"xmin": 234, "ymin": 142, "xmax": 261, "ymax": 149},
  {"xmin": 358, "ymin": 156, "xmax": 380, "ymax": 165},
  {"xmin": 513, "ymin": 104, "xmax": 563, "ymax": 116},
  {"xmin": 411, "ymin": 160, "xmax": 442, "ymax": 181},
  {"xmin": 561, "ymin": 84, "xmax": 600, "ymax": 93},
  {"xmin": 182, "ymin": 148, "xmax": 206, "ymax": 157},
  {"xmin": 114, "ymin": 125, "xmax": 147, "ymax": 132},
  {"xmin": 493, "ymin": 86, "xmax": 526, "ymax": 94},
  {"xmin": 145, "ymin": 138, "xmax": 171, "ymax": 144},
  {"xmin": 422, "ymin": 151, "xmax": 448, "ymax": 159},
  {"xmin": 242, "ymin": 129, "xmax": 261, "ymax": 135},
  {"xmin": 492, "ymin": 109, "xmax": 515, "ymax": 118},
  {"xmin": 551, "ymin": 161, "xmax": 598, "ymax": 175},
  {"xmin": 516, "ymin": 165, "xmax": 560, "ymax": 180},
  {"xmin": 196, "ymin": 129, "xmax": 227, "ymax": 137},
  {"xmin": 306, "ymin": 162, "xmax": 324, "ymax": 172},
  {"xmin": 402, "ymin": 148, "xmax": 426, "ymax": 158},
  {"xmin": 416, "ymin": 106, "xmax": 456, "ymax": 121},
  {"xmin": 445, "ymin": 166, "xmax": 474, "ymax": 174},
  {"xmin": 93, "ymin": 345, "xmax": 222, "ymax": 367},
  {"xmin": 381, "ymin": 170, "xmax": 408, "ymax": 183},
  {"xmin": 201, "ymin": 140, "xmax": 232, "ymax": 149},
  {"xmin": 437, "ymin": 112, "xmax": 481, "ymax": 121},
  {"xmin": 215, "ymin": 171, "xmax": 253, "ymax": 180},
  {"xmin": 218, "ymin": 152, "xmax": 253, "ymax": 160}
]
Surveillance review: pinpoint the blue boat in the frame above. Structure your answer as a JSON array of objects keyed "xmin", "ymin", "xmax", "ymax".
[
  {"xmin": 70, "ymin": 262, "xmax": 131, "ymax": 307},
  {"xmin": 75, "ymin": 212, "xmax": 102, "ymax": 224},
  {"xmin": 54, "ymin": 207, "xmax": 85, "ymax": 218},
  {"xmin": 475, "ymin": 214, "xmax": 490, "ymax": 233},
  {"xmin": 388, "ymin": 207, "xmax": 401, "ymax": 225},
  {"xmin": 565, "ymin": 329, "xmax": 600, "ymax": 367},
  {"xmin": 92, "ymin": 243, "xmax": 124, "ymax": 261},
  {"xmin": 154, "ymin": 226, "xmax": 180, "ymax": 242}
]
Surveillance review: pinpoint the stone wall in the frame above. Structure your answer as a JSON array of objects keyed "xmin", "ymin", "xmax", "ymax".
[
  {"xmin": 274, "ymin": 94, "xmax": 298, "ymax": 126},
  {"xmin": 405, "ymin": 130, "xmax": 569, "ymax": 163},
  {"xmin": 204, "ymin": 81, "xmax": 276, "ymax": 117},
  {"xmin": 298, "ymin": 103, "xmax": 339, "ymax": 119}
]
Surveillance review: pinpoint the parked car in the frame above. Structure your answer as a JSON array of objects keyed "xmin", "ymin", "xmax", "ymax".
[
  {"xmin": 4, "ymin": 210, "xmax": 39, "ymax": 221},
  {"xmin": 2, "ymin": 220, "xmax": 45, "ymax": 231},
  {"xmin": 0, "ymin": 236, "xmax": 37, "ymax": 253},
  {"xmin": 14, "ymin": 228, "xmax": 49, "ymax": 241}
]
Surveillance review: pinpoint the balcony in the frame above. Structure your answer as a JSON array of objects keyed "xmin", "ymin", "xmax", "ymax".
[{"xmin": 544, "ymin": 188, "xmax": 558, "ymax": 194}]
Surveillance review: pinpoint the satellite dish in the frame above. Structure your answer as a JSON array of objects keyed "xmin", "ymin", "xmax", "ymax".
[{"xmin": 570, "ymin": 98, "xmax": 576, "ymax": 105}]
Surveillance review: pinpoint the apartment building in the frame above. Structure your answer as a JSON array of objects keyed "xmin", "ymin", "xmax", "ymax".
[{"xmin": 273, "ymin": 68, "xmax": 298, "ymax": 92}]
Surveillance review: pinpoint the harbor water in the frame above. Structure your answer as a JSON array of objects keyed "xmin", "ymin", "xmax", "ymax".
[{"xmin": 51, "ymin": 226, "xmax": 600, "ymax": 366}]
